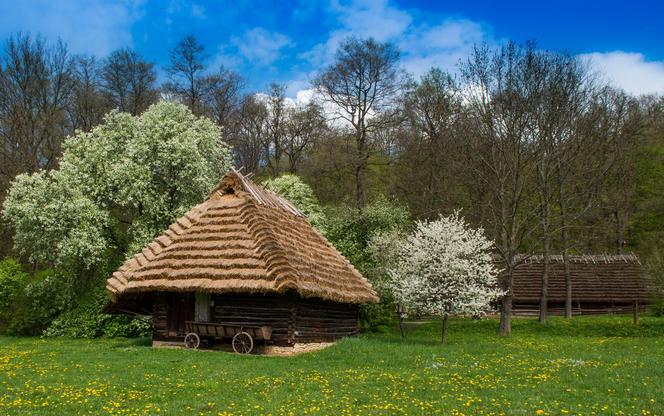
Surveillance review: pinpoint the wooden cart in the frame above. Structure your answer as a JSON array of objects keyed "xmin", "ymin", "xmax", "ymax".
[{"xmin": 183, "ymin": 321, "xmax": 272, "ymax": 354}]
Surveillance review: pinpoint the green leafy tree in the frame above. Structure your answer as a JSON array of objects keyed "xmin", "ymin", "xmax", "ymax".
[
  {"xmin": 325, "ymin": 196, "xmax": 413, "ymax": 331},
  {"xmin": 262, "ymin": 174, "xmax": 326, "ymax": 232},
  {"xmin": 325, "ymin": 195, "xmax": 412, "ymax": 271},
  {"xmin": 3, "ymin": 101, "xmax": 233, "ymax": 269}
]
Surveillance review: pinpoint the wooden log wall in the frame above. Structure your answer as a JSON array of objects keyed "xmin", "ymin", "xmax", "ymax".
[
  {"xmin": 295, "ymin": 299, "xmax": 359, "ymax": 343},
  {"xmin": 512, "ymin": 301, "xmax": 648, "ymax": 317},
  {"xmin": 150, "ymin": 292, "xmax": 360, "ymax": 345},
  {"xmin": 211, "ymin": 294, "xmax": 293, "ymax": 345}
]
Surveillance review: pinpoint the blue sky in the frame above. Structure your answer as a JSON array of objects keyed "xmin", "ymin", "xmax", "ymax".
[{"xmin": 1, "ymin": 0, "xmax": 663, "ymax": 98}]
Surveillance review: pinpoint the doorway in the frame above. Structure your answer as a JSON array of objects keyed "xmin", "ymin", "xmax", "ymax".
[{"xmin": 167, "ymin": 293, "xmax": 194, "ymax": 337}]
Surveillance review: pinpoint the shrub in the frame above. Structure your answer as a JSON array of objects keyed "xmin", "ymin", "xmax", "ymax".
[
  {"xmin": 0, "ymin": 258, "xmax": 29, "ymax": 330},
  {"xmin": 44, "ymin": 279, "xmax": 152, "ymax": 338},
  {"xmin": 324, "ymin": 195, "xmax": 412, "ymax": 271},
  {"xmin": 0, "ymin": 261, "xmax": 74, "ymax": 335}
]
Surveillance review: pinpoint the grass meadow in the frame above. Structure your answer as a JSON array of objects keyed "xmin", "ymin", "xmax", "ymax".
[{"xmin": 0, "ymin": 315, "xmax": 662, "ymax": 415}]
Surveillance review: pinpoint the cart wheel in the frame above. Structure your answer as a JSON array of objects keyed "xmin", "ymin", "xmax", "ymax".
[
  {"xmin": 232, "ymin": 332, "xmax": 253, "ymax": 354},
  {"xmin": 184, "ymin": 333, "xmax": 200, "ymax": 349}
]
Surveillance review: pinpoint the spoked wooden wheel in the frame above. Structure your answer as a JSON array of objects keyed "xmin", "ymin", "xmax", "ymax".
[
  {"xmin": 184, "ymin": 333, "xmax": 200, "ymax": 349},
  {"xmin": 232, "ymin": 332, "xmax": 253, "ymax": 354}
]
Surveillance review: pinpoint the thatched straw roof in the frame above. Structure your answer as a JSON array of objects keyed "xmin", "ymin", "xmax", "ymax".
[
  {"xmin": 509, "ymin": 254, "xmax": 650, "ymax": 303},
  {"xmin": 107, "ymin": 170, "xmax": 379, "ymax": 305}
]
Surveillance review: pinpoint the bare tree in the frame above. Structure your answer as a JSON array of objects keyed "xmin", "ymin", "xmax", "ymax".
[
  {"xmin": 313, "ymin": 37, "xmax": 407, "ymax": 240},
  {"xmin": 101, "ymin": 48, "xmax": 157, "ymax": 115},
  {"xmin": 396, "ymin": 68, "xmax": 462, "ymax": 218},
  {"xmin": 165, "ymin": 35, "xmax": 207, "ymax": 115},
  {"xmin": 0, "ymin": 33, "xmax": 74, "ymax": 183},
  {"xmin": 201, "ymin": 66, "xmax": 244, "ymax": 128},
  {"xmin": 528, "ymin": 50, "xmax": 592, "ymax": 323},
  {"xmin": 283, "ymin": 102, "xmax": 327, "ymax": 173},
  {"xmin": 228, "ymin": 94, "xmax": 269, "ymax": 172},
  {"xmin": 68, "ymin": 56, "xmax": 108, "ymax": 132},
  {"xmin": 459, "ymin": 42, "xmax": 542, "ymax": 336},
  {"xmin": 548, "ymin": 70, "xmax": 610, "ymax": 319},
  {"xmin": 264, "ymin": 83, "xmax": 287, "ymax": 175}
]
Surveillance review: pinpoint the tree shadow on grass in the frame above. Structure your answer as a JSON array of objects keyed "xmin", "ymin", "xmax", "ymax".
[{"xmin": 108, "ymin": 337, "xmax": 152, "ymax": 348}]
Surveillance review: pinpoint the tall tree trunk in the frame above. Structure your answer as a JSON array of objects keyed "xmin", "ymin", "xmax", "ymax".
[
  {"xmin": 539, "ymin": 197, "xmax": 550, "ymax": 324},
  {"xmin": 499, "ymin": 261, "xmax": 513, "ymax": 336},
  {"xmin": 441, "ymin": 315, "xmax": 448, "ymax": 344},
  {"xmin": 498, "ymin": 193, "xmax": 514, "ymax": 337},
  {"xmin": 356, "ymin": 130, "xmax": 368, "ymax": 244},
  {"xmin": 556, "ymin": 159, "xmax": 573, "ymax": 319},
  {"xmin": 614, "ymin": 210, "xmax": 625, "ymax": 255},
  {"xmin": 539, "ymin": 165, "xmax": 551, "ymax": 324},
  {"xmin": 499, "ymin": 292, "xmax": 512, "ymax": 336},
  {"xmin": 560, "ymin": 205, "xmax": 573, "ymax": 319}
]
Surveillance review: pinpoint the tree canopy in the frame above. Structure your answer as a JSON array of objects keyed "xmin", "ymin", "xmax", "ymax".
[
  {"xmin": 262, "ymin": 174, "xmax": 326, "ymax": 232},
  {"xmin": 2, "ymin": 101, "xmax": 232, "ymax": 268}
]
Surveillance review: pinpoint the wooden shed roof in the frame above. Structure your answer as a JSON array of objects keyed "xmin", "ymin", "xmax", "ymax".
[
  {"xmin": 106, "ymin": 170, "xmax": 379, "ymax": 305},
  {"xmin": 510, "ymin": 254, "xmax": 650, "ymax": 303}
]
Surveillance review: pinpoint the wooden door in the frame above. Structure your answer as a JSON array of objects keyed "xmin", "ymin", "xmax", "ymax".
[
  {"xmin": 195, "ymin": 292, "xmax": 211, "ymax": 322},
  {"xmin": 167, "ymin": 293, "xmax": 194, "ymax": 337}
]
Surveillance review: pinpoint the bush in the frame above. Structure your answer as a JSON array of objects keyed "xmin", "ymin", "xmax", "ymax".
[
  {"xmin": 44, "ymin": 279, "xmax": 152, "ymax": 338},
  {"xmin": 359, "ymin": 296, "xmax": 397, "ymax": 333},
  {"xmin": 0, "ymin": 258, "xmax": 29, "ymax": 330},
  {"xmin": 650, "ymin": 297, "xmax": 664, "ymax": 317},
  {"xmin": 0, "ymin": 258, "xmax": 79, "ymax": 335}
]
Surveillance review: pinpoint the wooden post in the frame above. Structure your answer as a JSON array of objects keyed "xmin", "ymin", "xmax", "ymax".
[{"xmin": 633, "ymin": 302, "xmax": 639, "ymax": 325}]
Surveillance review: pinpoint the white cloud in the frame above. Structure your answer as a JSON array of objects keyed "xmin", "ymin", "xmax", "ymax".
[
  {"xmin": 330, "ymin": 0, "xmax": 412, "ymax": 40},
  {"xmin": 399, "ymin": 18, "xmax": 493, "ymax": 78},
  {"xmin": 190, "ymin": 4, "xmax": 207, "ymax": 19},
  {"xmin": 300, "ymin": 0, "xmax": 412, "ymax": 66},
  {"xmin": 208, "ymin": 46, "xmax": 244, "ymax": 72},
  {"xmin": 0, "ymin": 0, "xmax": 144, "ymax": 56},
  {"xmin": 299, "ymin": 0, "xmax": 495, "ymax": 81},
  {"xmin": 231, "ymin": 28, "xmax": 293, "ymax": 66},
  {"xmin": 581, "ymin": 51, "xmax": 664, "ymax": 96}
]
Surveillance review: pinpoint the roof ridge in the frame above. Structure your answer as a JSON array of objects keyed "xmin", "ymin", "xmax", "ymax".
[
  {"xmin": 209, "ymin": 169, "xmax": 305, "ymax": 217},
  {"xmin": 514, "ymin": 253, "xmax": 641, "ymax": 265}
]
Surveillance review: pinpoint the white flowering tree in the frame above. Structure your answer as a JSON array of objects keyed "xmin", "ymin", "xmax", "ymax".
[
  {"xmin": 388, "ymin": 212, "xmax": 504, "ymax": 343},
  {"xmin": 2, "ymin": 101, "xmax": 233, "ymax": 268}
]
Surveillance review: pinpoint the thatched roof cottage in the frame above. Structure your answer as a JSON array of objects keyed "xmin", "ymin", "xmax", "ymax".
[
  {"xmin": 107, "ymin": 170, "xmax": 378, "ymax": 349},
  {"xmin": 510, "ymin": 254, "xmax": 650, "ymax": 315}
]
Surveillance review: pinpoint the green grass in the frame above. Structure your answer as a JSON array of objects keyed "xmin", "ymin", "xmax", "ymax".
[{"xmin": 1, "ymin": 316, "xmax": 662, "ymax": 416}]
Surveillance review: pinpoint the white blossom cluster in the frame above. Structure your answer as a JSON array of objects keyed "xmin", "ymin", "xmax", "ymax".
[
  {"xmin": 2, "ymin": 101, "xmax": 233, "ymax": 267},
  {"xmin": 388, "ymin": 212, "xmax": 504, "ymax": 319}
]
